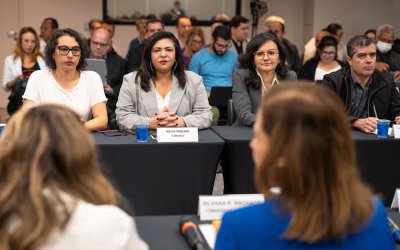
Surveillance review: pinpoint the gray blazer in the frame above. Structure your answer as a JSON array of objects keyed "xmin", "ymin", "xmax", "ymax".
[
  {"xmin": 232, "ymin": 68, "xmax": 297, "ymax": 126},
  {"xmin": 116, "ymin": 71, "xmax": 212, "ymax": 130}
]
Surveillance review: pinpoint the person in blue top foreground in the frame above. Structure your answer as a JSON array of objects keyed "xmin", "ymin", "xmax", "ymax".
[{"xmin": 214, "ymin": 83, "xmax": 395, "ymax": 250}]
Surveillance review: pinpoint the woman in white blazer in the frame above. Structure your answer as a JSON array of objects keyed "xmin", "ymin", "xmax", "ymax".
[
  {"xmin": 2, "ymin": 27, "xmax": 46, "ymax": 114},
  {"xmin": 116, "ymin": 31, "xmax": 212, "ymax": 130}
]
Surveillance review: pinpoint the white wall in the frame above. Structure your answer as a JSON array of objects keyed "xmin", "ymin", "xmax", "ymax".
[{"xmin": 313, "ymin": 0, "xmax": 400, "ymax": 45}]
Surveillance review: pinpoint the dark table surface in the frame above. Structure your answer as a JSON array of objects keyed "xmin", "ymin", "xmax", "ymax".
[
  {"xmin": 93, "ymin": 129, "xmax": 224, "ymax": 216},
  {"xmin": 136, "ymin": 209, "xmax": 400, "ymax": 250},
  {"xmin": 212, "ymin": 126, "xmax": 400, "ymax": 205}
]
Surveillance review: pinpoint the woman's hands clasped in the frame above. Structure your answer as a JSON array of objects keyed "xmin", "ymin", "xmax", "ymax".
[{"xmin": 149, "ymin": 107, "xmax": 186, "ymax": 129}]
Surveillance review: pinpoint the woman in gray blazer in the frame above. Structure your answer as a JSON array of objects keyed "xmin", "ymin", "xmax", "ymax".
[
  {"xmin": 233, "ymin": 32, "xmax": 297, "ymax": 126},
  {"xmin": 116, "ymin": 31, "xmax": 212, "ymax": 130}
]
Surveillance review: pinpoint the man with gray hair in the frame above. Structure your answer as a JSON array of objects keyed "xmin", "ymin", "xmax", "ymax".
[
  {"xmin": 375, "ymin": 24, "xmax": 400, "ymax": 82},
  {"xmin": 320, "ymin": 35, "xmax": 400, "ymax": 133}
]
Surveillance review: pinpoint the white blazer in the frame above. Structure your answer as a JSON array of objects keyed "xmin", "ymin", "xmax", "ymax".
[{"xmin": 2, "ymin": 55, "xmax": 46, "ymax": 92}]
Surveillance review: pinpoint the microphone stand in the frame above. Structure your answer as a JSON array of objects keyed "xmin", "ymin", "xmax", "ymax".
[{"xmin": 250, "ymin": 1, "xmax": 260, "ymax": 39}]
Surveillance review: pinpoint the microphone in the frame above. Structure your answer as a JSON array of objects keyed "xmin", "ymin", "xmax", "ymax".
[{"xmin": 179, "ymin": 216, "xmax": 210, "ymax": 250}]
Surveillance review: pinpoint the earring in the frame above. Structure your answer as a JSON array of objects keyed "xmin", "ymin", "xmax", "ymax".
[
  {"xmin": 149, "ymin": 61, "xmax": 154, "ymax": 73},
  {"xmin": 172, "ymin": 61, "xmax": 177, "ymax": 72}
]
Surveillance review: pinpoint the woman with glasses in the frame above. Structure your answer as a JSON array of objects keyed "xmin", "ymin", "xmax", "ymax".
[
  {"xmin": 182, "ymin": 26, "xmax": 205, "ymax": 69},
  {"xmin": 23, "ymin": 28, "xmax": 108, "ymax": 131},
  {"xmin": 2, "ymin": 27, "xmax": 46, "ymax": 115},
  {"xmin": 0, "ymin": 104, "xmax": 148, "ymax": 250},
  {"xmin": 298, "ymin": 36, "xmax": 344, "ymax": 82},
  {"xmin": 215, "ymin": 84, "xmax": 395, "ymax": 250},
  {"xmin": 116, "ymin": 31, "xmax": 212, "ymax": 130},
  {"xmin": 232, "ymin": 32, "xmax": 297, "ymax": 126}
]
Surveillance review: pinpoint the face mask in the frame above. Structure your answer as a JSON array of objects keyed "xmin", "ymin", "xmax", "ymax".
[{"xmin": 377, "ymin": 41, "xmax": 392, "ymax": 53}]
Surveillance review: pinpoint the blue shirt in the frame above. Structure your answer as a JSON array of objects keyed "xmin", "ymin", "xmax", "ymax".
[
  {"xmin": 215, "ymin": 198, "xmax": 395, "ymax": 250},
  {"xmin": 189, "ymin": 48, "xmax": 237, "ymax": 92}
]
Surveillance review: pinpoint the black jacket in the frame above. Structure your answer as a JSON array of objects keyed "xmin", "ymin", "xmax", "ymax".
[
  {"xmin": 320, "ymin": 66, "xmax": 400, "ymax": 121},
  {"xmin": 126, "ymin": 43, "xmax": 144, "ymax": 73},
  {"xmin": 106, "ymin": 49, "xmax": 126, "ymax": 112},
  {"xmin": 282, "ymin": 38, "xmax": 301, "ymax": 73},
  {"xmin": 298, "ymin": 58, "xmax": 345, "ymax": 82}
]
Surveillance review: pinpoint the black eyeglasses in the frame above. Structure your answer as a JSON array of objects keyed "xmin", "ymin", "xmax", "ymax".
[{"xmin": 57, "ymin": 46, "xmax": 81, "ymax": 56}]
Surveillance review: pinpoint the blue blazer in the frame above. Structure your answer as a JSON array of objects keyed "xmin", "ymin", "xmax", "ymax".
[{"xmin": 214, "ymin": 198, "xmax": 395, "ymax": 250}]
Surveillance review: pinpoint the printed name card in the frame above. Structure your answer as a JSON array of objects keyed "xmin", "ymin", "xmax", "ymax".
[
  {"xmin": 198, "ymin": 194, "xmax": 265, "ymax": 221},
  {"xmin": 157, "ymin": 127, "xmax": 198, "ymax": 142},
  {"xmin": 393, "ymin": 125, "xmax": 400, "ymax": 139},
  {"xmin": 391, "ymin": 188, "xmax": 400, "ymax": 212}
]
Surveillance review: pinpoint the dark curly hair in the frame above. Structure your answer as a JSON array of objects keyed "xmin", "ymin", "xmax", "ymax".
[
  {"xmin": 135, "ymin": 31, "xmax": 186, "ymax": 92},
  {"xmin": 238, "ymin": 32, "xmax": 288, "ymax": 89},
  {"xmin": 44, "ymin": 28, "xmax": 87, "ymax": 71}
]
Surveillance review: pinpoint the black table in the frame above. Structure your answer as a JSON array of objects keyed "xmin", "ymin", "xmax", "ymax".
[
  {"xmin": 211, "ymin": 126, "xmax": 255, "ymax": 194},
  {"xmin": 135, "ymin": 215, "xmax": 190, "ymax": 250},
  {"xmin": 94, "ymin": 129, "xmax": 224, "ymax": 216},
  {"xmin": 135, "ymin": 211, "xmax": 400, "ymax": 250},
  {"xmin": 212, "ymin": 126, "xmax": 400, "ymax": 205}
]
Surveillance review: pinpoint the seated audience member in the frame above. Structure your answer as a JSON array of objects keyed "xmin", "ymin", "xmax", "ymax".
[
  {"xmin": 116, "ymin": 31, "xmax": 212, "ymax": 130},
  {"xmin": 214, "ymin": 84, "xmax": 395, "ymax": 250},
  {"xmin": 39, "ymin": 17, "xmax": 59, "ymax": 52},
  {"xmin": 375, "ymin": 24, "xmax": 400, "ymax": 82},
  {"xmin": 126, "ymin": 19, "xmax": 165, "ymax": 73},
  {"xmin": 298, "ymin": 36, "xmax": 344, "ymax": 82},
  {"xmin": 325, "ymin": 23, "xmax": 347, "ymax": 62},
  {"xmin": 265, "ymin": 15, "xmax": 301, "ymax": 73},
  {"xmin": 189, "ymin": 25, "xmax": 237, "ymax": 95},
  {"xmin": 126, "ymin": 17, "xmax": 147, "ymax": 56},
  {"xmin": 303, "ymin": 29, "xmax": 330, "ymax": 63},
  {"xmin": 365, "ymin": 29, "xmax": 377, "ymax": 43},
  {"xmin": 0, "ymin": 104, "xmax": 148, "ymax": 250},
  {"xmin": 233, "ymin": 32, "xmax": 296, "ymax": 126},
  {"xmin": 182, "ymin": 26, "xmax": 205, "ymax": 69},
  {"xmin": 89, "ymin": 27, "xmax": 126, "ymax": 128},
  {"xmin": 23, "ymin": 28, "xmax": 108, "ymax": 131},
  {"xmin": 189, "ymin": 25, "xmax": 238, "ymax": 125},
  {"xmin": 176, "ymin": 16, "xmax": 192, "ymax": 48},
  {"xmin": 320, "ymin": 35, "xmax": 400, "ymax": 133},
  {"xmin": 229, "ymin": 15, "xmax": 250, "ymax": 55},
  {"xmin": 2, "ymin": 27, "xmax": 46, "ymax": 115}
]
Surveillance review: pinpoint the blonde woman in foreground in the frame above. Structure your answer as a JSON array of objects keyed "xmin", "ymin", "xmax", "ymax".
[
  {"xmin": 0, "ymin": 104, "xmax": 148, "ymax": 250},
  {"xmin": 215, "ymin": 84, "xmax": 395, "ymax": 250}
]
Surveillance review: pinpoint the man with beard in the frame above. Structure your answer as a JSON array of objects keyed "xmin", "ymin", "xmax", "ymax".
[
  {"xmin": 320, "ymin": 35, "xmax": 400, "ymax": 133},
  {"xmin": 189, "ymin": 25, "xmax": 237, "ymax": 95}
]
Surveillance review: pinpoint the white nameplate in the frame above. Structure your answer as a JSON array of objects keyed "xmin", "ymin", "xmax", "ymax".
[
  {"xmin": 157, "ymin": 127, "xmax": 198, "ymax": 142},
  {"xmin": 198, "ymin": 194, "xmax": 264, "ymax": 221},
  {"xmin": 391, "ymin": 188, "xmax": 400, "ymax": 212},
  {"xmin": 393, "ymin": 125, "xmax": 400, "ymax": 139}
]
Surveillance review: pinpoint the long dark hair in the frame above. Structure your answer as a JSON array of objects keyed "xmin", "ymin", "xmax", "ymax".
[
  {"xmin": 238, "ymin": 32, "xmax": 288, "ymax": 89},
  {"xmin": 135, "ymin": 31, "xmax": 186, "ymax": 92},
  {"xmin": 44, "ymin": 28, "xmax": 88, "ymax": 71}
]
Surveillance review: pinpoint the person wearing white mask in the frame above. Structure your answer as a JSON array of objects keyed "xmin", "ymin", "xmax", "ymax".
[{"xmin": 375, "ymin": 24, "xmax": 400, "ymax": 82}]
